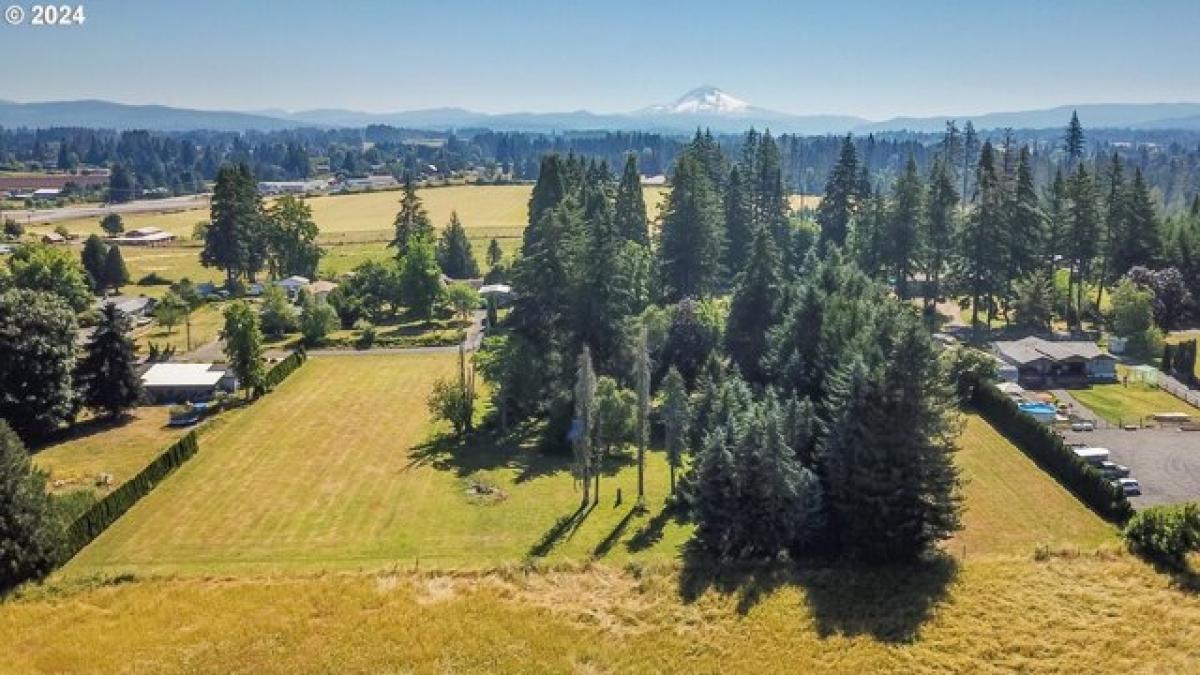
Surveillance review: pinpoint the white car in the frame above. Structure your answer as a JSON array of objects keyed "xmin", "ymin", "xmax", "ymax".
[{"xmin": 1070, "ymin": 421, "xmax": 1095, "ymax": 432}]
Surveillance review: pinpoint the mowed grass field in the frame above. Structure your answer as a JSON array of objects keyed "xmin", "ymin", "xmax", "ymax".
[
  {"xmin": 1070, "ymin": 376, "xmax": 1199, "ymax": 426},
  {"xmin": 65, "ymin": 353, "xmax": 691, "ymax": 576},
  {"xmin": 8, "ymin": 355, "xmax": 1200, "ymax": 671},
  {"xmin": 947, "ymin": 415, "xmax": 1116, "ymax": 557}
]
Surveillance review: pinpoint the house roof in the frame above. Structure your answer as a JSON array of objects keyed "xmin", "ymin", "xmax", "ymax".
[
  {"xmin": 141, "ymin": 363, "xmax": 228, "ymax": 388},
  {"xmin": 993, "ymin": 337, "xmax": 1113, "ymax": 366},
  {"xmin": 96, "ymin": 295, "xmax": 155, "ymax": 315},
  {"xmin": 479, "ymin": 284, "xmax": 512, "ymax": 295},
  {"xmin": 307, "ymin": 280, "xmax": 338, "ymax": 294},
  {"xmin": 277, "ymin": 275, "xmax": 310, "ymax": 288}
]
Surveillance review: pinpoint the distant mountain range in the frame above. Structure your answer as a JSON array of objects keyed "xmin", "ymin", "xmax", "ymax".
[{"xmin": 4, "ymin": 87, "xmax": 1200, "ymax": 135}]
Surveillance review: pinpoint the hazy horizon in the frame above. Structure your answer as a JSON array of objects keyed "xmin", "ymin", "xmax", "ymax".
[{"xmin": 1, "ymin": 0, "xmax": 1198, "ymax": 119}]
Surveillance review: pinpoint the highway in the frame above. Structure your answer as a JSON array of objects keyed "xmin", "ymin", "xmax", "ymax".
[{"xmin": 3, "ymin": 194, "xmax": 210, "ymax": 226}]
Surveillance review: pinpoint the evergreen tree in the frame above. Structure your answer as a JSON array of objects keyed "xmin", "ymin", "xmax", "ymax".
[
  {"xmin": 436, "ymin": 211, "xmax": 480, "ymax": 279},
  {"xmin": 922, "ymin": 158, "xmax": 958, "ymax": 311},
  {"xmin": 486, "ymin": 237, "xmax": 504, "ymax": 268},
  {"xmin": 399, "ymin": 234, "xmax": 444, "ymax": 322},
  {"xmin": 1064, "ymin": 110, "xmax": 1085, "ymax": 165},
  {"xmin": 888, "ymin": 155, "xmax": 924, "ymax": 299},
  {"xmin": 202, "ymin": 163, "xmax": 262, "ymax": 284},
  {"xmin": 818, "ymin": 316, "xmax": 960, "ymax": 562},
  {"xmin": 660, "ymin": 366, "xmax": 689, "ymax": 496},
  {"xmin": 102, "ymin": 245, "xmax": 129, "ymax": 293},
  {"xmin": 1005, "ymin": 147, "xmax": 1044, "ymax": 302},
  {"xmin": 264, "ymin": 195, "xmax": 321, "ymax": 280},
  {"xmin": 1066, "ymin": 164, "xmax": 1101, "ymax": 325},
  {"xmin": 960, "ymin": 121, "xmax": 979, "ymax": 205},
  {"xmin": 107, "ymin": 163, "xmax": 136, "ymax": 203},
  {"xmin": 816, "ymin": 135, "xmax": 859, "ymax": 248},
  {"xmin": 1114, "ymin": 168, "xmax": 1162, "ymax": 277},
  {"xmin": 0, "ymin": 289, "xmax": 78, "ymax": 441},
  {"xmin": 657, "ymin": 153, "xmax": 723, "ymax": 300},
  {"xmin": 753, "ymin": 131, "xmax": 790, "ymax": 250},
  {"xmin": 76, "ymin": 303, "xmax": 142, "ymax": 419},
  {"xmin": 1043, "ymin": 168, "xmax": 1069, "ymax": 276},
  {"xmin": 724, "ymin": 226, "xmax": 780, "ymax": 384},
  {"xmin": 955, "ymin": 141, "xmax": 1006, "ymax": 331},
  {"xmin": 526, "ymin": 155, "xmax": 568, "ymax": 250},
  {"xmin": 390, "ymin": 175, "xmax": 434, "ymax": 258},
  {"xmin": 81, "ymin": 234, "xmax": 109, "ymax": 292},
  {"xmin": 1013, "ymin": 269, "xmax": 1055, "ymax": 330},
  {"xmin": 572, "ymin": 345, "xmax": 597, "ymax": 507},
  {"xmin": 222, "ymin": 300, "xmax": 265, "ymax": 397},
  {"xmin": 0, "ymin": 420, "xmax": 64, "ymax": 593},
  {"xmin": 613, "ymin": 153, "xmax": 649, "ymax": 245},
  {"xmin": 635, "ymin": 326, "xmax": 651, "ymax": 505},
  {"xmin": 722, "ymin": 164, "xmax": 755, "ymax": 278},
  {"xmin": 577, "ymin": 195, "xmax": 632, "ymax": 370}
]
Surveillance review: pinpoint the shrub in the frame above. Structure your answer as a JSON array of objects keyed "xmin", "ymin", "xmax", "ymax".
[
  {"xmin": 973, "ymin": 382, "xmax": 1133, "ymax": 523},
  {"xmin": 257, "ymin": 349, "xmax": 306, "ymax": 394},
  {"xmin": 63, "ymin": 431, "xmax": 199, "ymax": 560},
  {"xmin": 1123, "ymin": 503, "xmax": 1200, "ymax": 568},
  {"xmin": 354, "ymin": 320, "xmax": 377, "ymax": 349},
  {"xmin": 137, "ymin": 272, "xmax": 171, "ymax": 286}
]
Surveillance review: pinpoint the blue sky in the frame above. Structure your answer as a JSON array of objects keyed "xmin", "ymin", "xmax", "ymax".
[{"xmin": 2, "ymin": 0, "xmax": 1198, "ymax": 119}]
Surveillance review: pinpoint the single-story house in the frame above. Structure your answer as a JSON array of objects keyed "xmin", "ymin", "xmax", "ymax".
[
  {"xmin": 32, "ymin": 188, "xmax": 61, "ymax": 200},
  {"xmin": 95, "ymin": 295, "xmax": 157, "ymax": 319},
  {"xmin": 140, "ymin": 363, "xmax": 238, "ymax": 404},
  {"xmin": 41, "ymin": 232, "xmax": 66, "ymax": 244},
  {"xmin": 306, "ymin": 279, "xmax": 338, "ymax": 302},
  {"xmin": 276, "ymin": 275, "xmax": 310, "ymax": 299},
  {"xmin": 993, "ymin": 336, "xmax": 1118, "ymax": 388},
  {"xmin": 111, "ymin": 226, "xmax": 176, "ymax": 247},
  {"xmin": 258, "ymin": 179, "xmax": 328, "ymax": 195}
]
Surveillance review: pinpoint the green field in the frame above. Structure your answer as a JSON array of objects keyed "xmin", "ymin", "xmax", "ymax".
[
  {"xmin": 65, "ymin": 353, "xmax": 691, "ymax": 576},
  {"xmin": 1070, "ymin": 379, "xmax": 1198, "ymax": 426},
  {"xmin": 948, "ymin": 415, "xmax": 1115, "ymax": 557}
]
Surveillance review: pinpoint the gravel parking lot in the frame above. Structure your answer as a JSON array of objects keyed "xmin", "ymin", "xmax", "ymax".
[{"xmin": 1062, "ymin": 427, "xmax": 1200, "ymax": 507}]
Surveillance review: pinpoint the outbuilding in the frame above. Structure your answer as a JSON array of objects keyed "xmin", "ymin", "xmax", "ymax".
[{"xmin": 140, "ymin": 363, "xmax": 238, "ymax": 404}]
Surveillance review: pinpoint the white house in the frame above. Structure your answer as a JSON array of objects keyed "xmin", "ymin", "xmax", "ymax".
[
  {"xmin": 140, "ymin": 363, "xmax": 238, "ymax": 403},
  {"xmin": 111, "ymin": 226, "xmax": 176, "ymax": 247}
]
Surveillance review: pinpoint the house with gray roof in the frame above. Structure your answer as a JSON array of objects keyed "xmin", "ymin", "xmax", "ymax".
[{"xmin": 993, "ymin": 336, "xmax": 1117, "ymax": 388}]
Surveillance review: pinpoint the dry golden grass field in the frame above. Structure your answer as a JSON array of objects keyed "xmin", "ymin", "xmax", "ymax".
[{"xmin": 5, "ymin": 342, "xmax": 1200, "ymax": 672}]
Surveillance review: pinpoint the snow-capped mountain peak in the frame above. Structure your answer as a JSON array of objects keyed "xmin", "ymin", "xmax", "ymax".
[{"xmin": 643, "ymin": 86, "xmax": 753, "ymax": 116}]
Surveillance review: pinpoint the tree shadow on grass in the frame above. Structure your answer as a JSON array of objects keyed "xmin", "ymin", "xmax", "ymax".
[
  {"xmin": 406, "ymin": 421, "xmax": 565, "ymax": 484},
  {"xmin": 526, "ymin": 501, "xmax": 596, "ymax": 559},
  {"xmin": 625, "ymin": 500, "xmax": 687, "ymax": 553},
  {"xmin": 591, "ymin": 507, "xmax": 639, "ymax": 560},
  {"xmin": 678, "ymin": 543, "xmax": 958, "ymax": 643},
  {"xmin": 29, "ymin": 413, "xmax": 138, "ymax": 454}
]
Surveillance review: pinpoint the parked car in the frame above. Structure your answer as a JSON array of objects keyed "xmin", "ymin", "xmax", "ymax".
[
  {"xmin": 1111, "ymin": 477, "xmax": 1141, "ymax": 496},
  {"xmin": 1070, "ymin": 421, "xmax": 1095, "ymax": 432},
  {"xmin": 1099, "ymin": 461, "xmax": 1130, "ymax": 478}
]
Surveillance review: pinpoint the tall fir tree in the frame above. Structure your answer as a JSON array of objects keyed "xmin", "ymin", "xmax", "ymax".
[
  {"xmin": 657, "ymin": 153, "xmax": 723, "ymax": 301},
  {"xmin": 960, "ymin": 121, "xmax": 979, "ymax": 205},
  {"xmin": 816, "ymin": 135, "xmax": 859, "ymax": 248},
  {"xmin": 1064, "ymin": 110, "xmax": 1085, "ymax": 165},
  {"xmin": 76, "ymin": 303, "xmax": 143, "ymax": 419},
  {"xmin": 202, "ymin": 163, "xmax": 262, "ymax": 284},
  {"xmin": 1114, "ymin": 168, "xmax": 1162, "ymax": 278},
  {"xmin": 613, "ymin": 153, "xmax": 649, "ymax": 245},
  {"xmin": 660, "ymin": 366, "xmax": 689, "ymax": 496},
  {"xmin": 1096, "ymin": 153, "xmax": 1127, "ymax": 309},
  {"xmin": 526, "ymin": 154, "xmax": 568, "ymax": 250},
  {"xmin": 572, "ymin": 345, "xmax": 597, "ymax": 507},
  {"xmin": 436, "ymin": 211, "xmax": 480, "ymax": 279},
  {"xmin": 390, "ymin": 174, "xmax": 434, "ymax": 258},
  {"xmin": 922, "ymin": 158, "xmax": 958, "ymax": 312},
  {"xmin": 753, "ymin": 131, "xmax": 790, "ymax": 252},
  {"xmin": 888, "ymin": 155, "xmax": 924, "ymax": 299},
  {"xmin": 722, "ymin": 164, "xmax": 755, "ymax": 279},
  {"xmin": 80, "ymin": 234, "xmax": 108, "ymax": 292},
  {"xmin": 0, "ymin": 420, "xmax": 65, "ymax": 592},
  {"xmin": 725, "ymin": 226, "xmax": 781, "ymax": 384},
  {"xmin": 102, "ymin": 245, "xmax": 129, "ymax": 293},
  {"xmin": 955, "ymin": 141, "xmax": 1006, "ymax": 330},
  {"xmin": 1066, "ymin": 164, "xmax": 1101, "ymax": 325}
]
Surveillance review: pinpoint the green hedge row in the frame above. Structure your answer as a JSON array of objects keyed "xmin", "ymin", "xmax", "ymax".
[
  {"xmin": 257, "ymin": 348, "xmax": 307, "ymax": 394},
  {"xmin": 973, "ymin": 383, "xmax": 1134, "ymax": 524},
  {"xmin": 63, "ymin": 431, "xmax": 200, "ymax": 559}
]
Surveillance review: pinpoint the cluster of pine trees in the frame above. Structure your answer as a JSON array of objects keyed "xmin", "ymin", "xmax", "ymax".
[
  {"xmin": 814, "ymin": 114, "xmax": 1175, "ymax": 333},
  {"xmin": 481, "ymin": 132, "xmax": 961, "ymax": 563}
]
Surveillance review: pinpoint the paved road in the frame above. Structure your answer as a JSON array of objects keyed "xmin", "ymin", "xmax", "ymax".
[
  {"xmin": 7, "ymin": 194, "xmax": 210, "ymax": 226},
  {"xmin": 307, "ymin": 310, "xmax": 487, "ymax": 357}
]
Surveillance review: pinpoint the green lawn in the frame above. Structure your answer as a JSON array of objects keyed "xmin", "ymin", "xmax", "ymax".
[
  {"xmin": 1070, "ymin": 381, "xmax": 1198, "ymax": 426},
  {"xmin": 132, "ymin": 302, "xmax": 226, "ymax": 355},
  {"xmin": 64, "ymin": 353, "xmax": 691, "ymax": 577},
  {"xmin": 948, "ymin": 415, "xmax": 1116, "ymax": 557}
]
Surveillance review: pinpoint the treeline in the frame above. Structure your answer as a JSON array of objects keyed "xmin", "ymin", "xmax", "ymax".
[
  {"xmin": 479, "ymin": 130, "xmax": 962, "ymax": 564},
  {"xmin": 6, "ymin": 118, "xmax": 1199, "ymax": 212}
]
